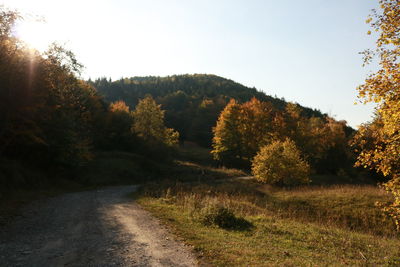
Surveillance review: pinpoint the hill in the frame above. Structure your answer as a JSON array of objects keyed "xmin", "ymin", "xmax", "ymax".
[{"xmin": 91, "ymin": 74, "xmax": 331, "ymax": 147}]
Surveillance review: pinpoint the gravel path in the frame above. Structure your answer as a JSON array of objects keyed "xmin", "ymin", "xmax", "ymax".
[{"xmin": 0, "ymin": 185, "xmax": 197, "ymax": 267}]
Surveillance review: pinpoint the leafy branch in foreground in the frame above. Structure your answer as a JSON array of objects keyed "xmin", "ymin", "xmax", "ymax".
[{"xmin": 354, "ymin": 0, "xmax": 400, "ymax": 230}]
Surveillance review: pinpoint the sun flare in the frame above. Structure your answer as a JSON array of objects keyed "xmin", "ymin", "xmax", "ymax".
[{"xmin": 15, "ymin": 21, "xmax": 53, "ymax": 52}]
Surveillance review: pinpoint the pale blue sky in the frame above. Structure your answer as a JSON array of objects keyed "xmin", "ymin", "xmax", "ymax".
[{"xmin": 6, "ymin": 0, "xmax": 379, "ymax": 128}]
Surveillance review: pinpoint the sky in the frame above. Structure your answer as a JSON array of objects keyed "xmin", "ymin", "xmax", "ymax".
[{"xmin": 4, "ymin": 0, "xmax": 380, "ymax": 128}]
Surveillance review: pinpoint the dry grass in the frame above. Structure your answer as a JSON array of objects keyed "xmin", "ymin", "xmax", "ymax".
[
  {"xmin": 136, "ymin": 146, "xmax": 400, "ymax": 265},
  {"xmin": 139, "ymin": 180, "xmax": 397, "ymax": 237},
  {"xmin": 138, "ymin": 181, "xmax": 400, "ymax": 266}
]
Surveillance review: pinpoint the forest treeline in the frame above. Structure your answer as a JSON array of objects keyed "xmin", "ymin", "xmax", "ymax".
[
  {"xmin": 91, "ymin": 75, "xmax": 358, "ymax": 176},
  {"xmin": 90, "ymin": 75, "xmax": 336, "ymax": 147}
]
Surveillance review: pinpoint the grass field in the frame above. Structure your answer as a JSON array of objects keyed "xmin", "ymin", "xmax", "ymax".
[{"xmin": 136, "ymin": 146, "xmax": 400, "ymax": 266}]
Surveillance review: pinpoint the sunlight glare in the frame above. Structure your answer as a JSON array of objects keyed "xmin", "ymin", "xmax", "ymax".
[{"xmin": 14, "ymin": 20, "xmax": 53, "ymax": 52}]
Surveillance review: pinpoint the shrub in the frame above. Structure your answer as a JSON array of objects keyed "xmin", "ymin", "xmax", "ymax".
[
  {"xmin": 201, "ymin": 205, "xmax": 252, "ymax": 230},
  {"xmin": 252, "ymin": 139, "xmax": 311, "ymax": 186}
]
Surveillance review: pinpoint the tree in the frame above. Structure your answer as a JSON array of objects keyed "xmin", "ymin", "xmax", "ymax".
[
  {"xmin": 251, "ymin": 139, "xmax": 311, "ymax": 186},
  {"xmin": 100, "ymin": 100, "xmax": 136, "ymax": 150},
  {"xmin": 239, "ymin": 98, "xmax": 277, "ymax": 160},
  {"xmin": 282, "ymin": 103, "xmax": 349, "ymax": 172},
  {"xmin": 38, "ymin": 45, "xmax": 101, "ymax": 166},
  {"xmin": 211, "ymin": 99, "xmax": 244, "ymax": 165},
  {"xmin": 212, "ymin": 98, "xmax": 281, "ymax": 166},
  {"xmin": 354, "ymin": 0, "xmax": 400, "ymax": 230},
  {"xmin": 110, "ymin": 100, "xmax": 130, "ymax": 113},
  {"xmin": 0, "ymin": 7, "xmax": 104, "ymax": 167},
  {"xmin": 132, "ymin": 96, "xmax": 179, "ymax": 146}
]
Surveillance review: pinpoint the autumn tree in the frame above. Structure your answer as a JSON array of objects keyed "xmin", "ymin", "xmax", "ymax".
[
  {"xmin": 98, "ymin": 100, "xmax": 137, "ymax": 150},
  {"xmin": 211, "ymin": 99, "xmax": 244, "ymax": 165},
  {"xmin": 354, "ymin": 0, "xmax": 400, "ymax": 229},
  {"xmin": 251, "ymin": 139, "xmax": 311, "ymax": 186},
  {"xmin": 239, "ymin": 98, "xmax": 278, "ymax": 160},
  {"xmin": 38, "ymin": 45, "xmax": 101, "ymax": 166},
  {"xmin": 212, "ymin": 97, "xmax": 351, "ymax": 172},
  {"xmin": 132, "ymin": 96, "xmax": 179, "ymax": 147},
  {"xmin": 282, "ymin": 103, "xmax": 349, "ymax": 172},
  {"xmin": 0, "ymin": 7, "xmax": 104, "ymax": 167}
]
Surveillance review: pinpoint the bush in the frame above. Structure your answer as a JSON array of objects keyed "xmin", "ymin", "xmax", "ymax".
[
  {"xmin": 201, "ymin": 205, "xmax": 252, "ymax": 230},
  {"xmin": 252, "ymin": 139, "xmax": 311, "ymax": 186}
]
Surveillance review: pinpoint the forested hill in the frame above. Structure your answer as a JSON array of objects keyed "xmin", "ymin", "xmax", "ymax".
[{"xmin": 90, "ymin": 74, "xmax": 330, "ymax": 147}]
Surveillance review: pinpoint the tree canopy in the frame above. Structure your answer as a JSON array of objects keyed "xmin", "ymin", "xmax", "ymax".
[
  {"xmin": 0, "ymin": 8, "xmax": 104, "ymax": 167},
  {"xmin": 132, "ymin": 96, "xmax": 179, "ymax": 147},
  {"xmin": 252, "ymin": 139, "xmax": 311, "ymax": 186},
  {"xmin": 212, "ymin": 97, "xmax": 352, "ymax": 174}
]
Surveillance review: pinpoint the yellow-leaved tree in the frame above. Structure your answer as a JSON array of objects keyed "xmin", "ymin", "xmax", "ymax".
[
  {"xmin": 354, "ymin": 0, "xmax": 400, "ymax": 230},
  {"xmin": 211, "ymin": 99, "xmax": 244, "ymax": 165},
  {"xmin": 211, "ymin": 98, "xmax": 278, "ymax": 166},
  {"xmin": 132, "ymin": 96, "xmax": 179, "ymax": 147},
  {"xmin": 251, "ymin": 139, "xmax": 311, "ymax": 186}
]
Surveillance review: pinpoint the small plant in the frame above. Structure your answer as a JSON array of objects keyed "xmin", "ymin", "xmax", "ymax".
[
  {"xmin": 252, "ymin": 138, "xmax": 311, "ymax": 186},
  {"xmin": 201, "ymin": 204, "xmax": 252, "ymax": 230}
]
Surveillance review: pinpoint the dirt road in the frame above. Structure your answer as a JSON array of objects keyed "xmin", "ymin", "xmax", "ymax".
[{"xmin": 0, "ymin": 186, "xmax": 197, "ymax": 266}]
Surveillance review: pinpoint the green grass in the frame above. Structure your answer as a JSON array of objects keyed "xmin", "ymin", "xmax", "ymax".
[
  {"xmin": 139, "ymin": 197, "xmax": 400, "ymax": 266},
  {"xmin": 137, "ymin": 179, "xmax": 400, "ymax": 266}
]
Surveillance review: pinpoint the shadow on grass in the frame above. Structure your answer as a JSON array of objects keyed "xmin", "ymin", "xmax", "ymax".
[{"xmin": 201, "ymin": 206, "xmax": 253, "ymax": 231}]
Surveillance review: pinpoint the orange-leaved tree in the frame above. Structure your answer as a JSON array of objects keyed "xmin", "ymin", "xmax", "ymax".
[
  {"xmin": 211, "ymin": 98, "xmax": 278, "ymax": 166},
  {"xmin": 211, "ymin": 99, "xmax": 244, "ymax": 165}
]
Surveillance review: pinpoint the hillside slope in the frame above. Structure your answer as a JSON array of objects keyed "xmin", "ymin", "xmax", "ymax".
[{"xmin": 92, "ymin": 74, "xmax": 329, "ymax": 147}]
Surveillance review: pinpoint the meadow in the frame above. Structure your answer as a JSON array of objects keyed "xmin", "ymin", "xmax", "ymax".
[{"xmin": 136, "ymin": 148, "xmax": 400, "ymax": 266}]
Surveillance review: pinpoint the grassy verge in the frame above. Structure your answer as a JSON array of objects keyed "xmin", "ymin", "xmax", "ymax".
[{"xmin": 137, "ymin": 179, "xmax": 400, "ymax": 266}]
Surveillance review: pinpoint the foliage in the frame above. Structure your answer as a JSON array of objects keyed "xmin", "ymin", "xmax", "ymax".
[
  {"xmin": 91, "ymin": 75, "xmax": 327, "ymax": 147},
  {"xmin": 354, "ymin": 0, "xmax": 400, "ymax": 230},
  {"xmin": 211, "ymin": 99, "xmax": 244, "ymax": 165},
  {"xmin": 283, "ymin": 104, "xmax": 349, "ymax": 171},
  {"xmin": 0, "ymin": 7, "xmax": 104, "ymax": 167},
  {"xmin": 109, "ymin": 100, "xmax": 130, "ymax": 113},
  {"xmin": 212, "ymin": 98, "xmax": 282, "ymax": 166},
  {"xmin": 212, "ymin": 97, "xmax": 351, "ymax": 174},
  {"xmin": 132, "ymin": 96, "xmax": 179, "ymax": 147},
  {"xmin": 251, "ymin": 139, "xmax": 311, "ymax": 185},
  {"xmin": 98, "ymin": 100, "xmax": 136, "ymax": 151}
]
